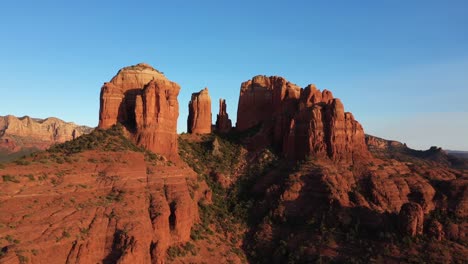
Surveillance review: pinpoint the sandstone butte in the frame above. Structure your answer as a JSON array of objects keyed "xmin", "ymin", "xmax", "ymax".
[
  {"xmin": 1, "ymin": 66, "xmax": 467, "ymax": 263},
  {"xmin": 215, "ymin": 99, "xmax": 232, "ymax": 133},
  {"xmin": 187, "ymin": 88, "xmax": 212, "ymax": 134},
  {"xmin": 98, "ymin": 63, "xmax": 180, "ymax": 160},
  {"xmin": 0, "ymin": 115, "xmax": 92, "ymax": 155},
  {"xmin": 236, "ymin": 75, "xmax": 369, "ymax": 162}
]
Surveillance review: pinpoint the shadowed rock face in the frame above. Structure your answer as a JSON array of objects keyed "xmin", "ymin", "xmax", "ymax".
[
  {"xmin": 98, "ymin": 63, "xmax": 180, "ymax": 159},
  {"xmin": 399, "ymin": 202, "xmax": 424, "ymax": 237},
  {"xmin": 236, "ymin": 76, "xmax": 369, "ymax": 162},
  {"xmin": 285, "ymin": 85, "xmax": 369, "ymax": 162},
  {"xmin": 215, "ymin": 99, "xmax": 232, "ymax": 133},
  {"xmin": 187, "ymin": 88, "xmax": 212, "ymax": 134}
]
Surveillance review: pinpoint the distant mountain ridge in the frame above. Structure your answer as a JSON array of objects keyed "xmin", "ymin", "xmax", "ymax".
[
  {"xmin": 446, "ymin": 150, "xmax": 468, "ymax": 159},
  {"xmin": 0, "ymin": 115, "xmax": 93, "ymax": 161}
]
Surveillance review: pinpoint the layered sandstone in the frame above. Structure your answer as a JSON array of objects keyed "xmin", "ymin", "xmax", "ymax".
[
  {"xmin": 0, "ymin": 146, "xmax": 209, "ymax": 263},
  {"xmin": 284, "ymin": 85, "xmax": 369, "ymax": 161},
  {"xmin": 236, "ymin": 75, "xmax": 301, "ymax": 132},
  {"xmin": 98, "ymin": 63, "xmax": 180, "ymax": 159},
  {"xmin": 215, "ymin": 99, "xmax": 232, "ymax": 133},
  {"xmin": 0, "ymin": 115, "xmax": 92, "ymax": 156},
  {"xmin": 187, "ymin": 88, "xmax": 212, "ymax": 134},
  {"xmin": 236, "ymin": 76, "xmax": 369, "ymax": 162}
]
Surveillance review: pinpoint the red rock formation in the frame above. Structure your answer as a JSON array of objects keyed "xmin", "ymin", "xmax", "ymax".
[
  {"xmin": 98, "ymin": 63, "xmax": 180, "ymax": 159},
  {"xmin": 187, "ymin": 88, "xmax": 212, "ymax": 134},
  {"xmin": 0, "ymin": 145, "xmax": 209, "ymax": 263},
  {"xmin": 428, "ymin": 220, "xmax": 445, "ymax": 241},
  {"xmin": 133, "ymin": 79, "xmax": 180, "ymax": 159},
  {"xmin": 284, "ymin": 94, "xmax": 369, "ymax": 161},
  {"xmin": 0, "ymin": 115, "xmax": 92, "ymax": 160},
  {"xmin": 399, "ymin": 202, "xmax": 424, "ymax": 237},
  {"xmin": 236, "ymin": 75, "xmax": 301, "ymax": 132},
  {"xmin": 215, "ymin": 99, "xmax": 232, "ymax": 133},
  {"xmin": 236, "ymin": 76, "xmax": 369, "ymax": 162}
]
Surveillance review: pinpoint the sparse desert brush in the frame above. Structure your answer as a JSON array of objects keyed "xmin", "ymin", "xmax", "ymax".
[
  {"xmin": 2, "ymin": 174, "xmax": 20, "ymax": 183},
  {"xmin": 48, "ymin": 124, "xmax": 144, "ymax": 154}
]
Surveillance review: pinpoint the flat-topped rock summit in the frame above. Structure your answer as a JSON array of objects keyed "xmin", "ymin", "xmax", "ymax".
[{"xmin": 99, "ymin": 63, "xmax": 180, "ymax": 160}]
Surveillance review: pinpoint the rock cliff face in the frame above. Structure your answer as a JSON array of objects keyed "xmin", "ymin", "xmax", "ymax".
[
  {"xmin": 215, "ymin": 99, "xmax": 232, "ymax": 133},
  {"xmin": 0, "ymin": 131, "xmax": 210, "ymax": 264},
  {"xmin": 98, "ymin": 63, "xmax": 180, "ymax": 159},
  {"xmin": 284, "ymin": 85, "xmax": 369, "ymax": 161},
  {"xmin": 187, "ymin": 88, "xmax": 212, "ymax": 134},
  {"xmin": 236, "ymin": 76, "xmax": 369, "ymax": 162},
  {"xmin": 0, "ymin": 115, "xmax": 92, "ymax": 159},
  {"xmin": 237, "ymin": 75, "xmax": 301, "ymax": 132}
]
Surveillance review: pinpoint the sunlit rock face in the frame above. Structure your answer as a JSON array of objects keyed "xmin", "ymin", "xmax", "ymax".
[
  {"xmin": 187, "ymin": 87, "xmax": 212, "ymax": 134},
  {"xmin": 98, "ymin": 63, "xmax": 180, "ymax": 159},
  {"xmin": 237, "ymin": 76, "xmax": 370, "ymax": 162}
]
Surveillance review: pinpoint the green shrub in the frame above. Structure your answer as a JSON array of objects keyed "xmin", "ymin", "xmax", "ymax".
[
  {"xmin": 166, "ymin": 242, "xmax": 199, "ymax": 260},
  {"xmin": 14, "ymin": 159, "xmax": 30, "ymax": 166},
  {"xmin": 24, "ymin": 174, "xmax": 35, "ymax": 181},
  {"xmin": 17, "ymin": 254, "xmax": 28, "ymax": 264},
  {"xmin": 2, "ymin": 174, "xmax": 20, "ymax": 183},
  {"xmin": 48, "ymin": 124, "xmax": 144, "ymax": 154}
]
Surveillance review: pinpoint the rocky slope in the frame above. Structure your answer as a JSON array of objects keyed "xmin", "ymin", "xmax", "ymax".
[
  {"xmin": 0, "ymin": 115, "xmax": 92, "ymax": 162},
  {"xmin": 0, "ymin": 126, "xmax": 221, "ymax": 264},
  {"xmin": 187, "ymin": 88, "xmax": 212, "ymax": 134}
]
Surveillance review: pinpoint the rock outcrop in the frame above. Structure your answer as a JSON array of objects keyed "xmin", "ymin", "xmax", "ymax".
[
  {"xmin": 0, "ymin": 136, "xmax": 210, "ymax": 263},
  {"xmin": 236, "ymin": 75, "xmax": 301, "ymax": 132},
  {"xmin": 284, "ymin": 85, "xmax": 369, "ymax": 161},
  {"xmin": 187, "ymin": 88, "xmax": 212, "ymax": 134},
  {"xmin": 98, "ymin": 63, "xmax": 180, "ymax": 159},
  {"xmin": 427, "ymin": 220, "xmax": 445, "ymax": 241},
  {"xmin": 399, "ymin": 202, "xmax": 424, "ymax": 237},
  {"xmin": 215, "ymin": 99, "xmax": 232, "ymax": 133},
  {"xmin": 0, "ymin": 115, "xmax": 92, "ymax": 160},
  {"xmin": 236, "ymin": 76, "xmax": 369, "ymax": 162}
]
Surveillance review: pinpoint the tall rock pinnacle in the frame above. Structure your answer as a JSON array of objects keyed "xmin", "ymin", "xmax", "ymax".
[
  {"xmin": 215, "ymin": 99, "xmax": 232, "ymax": 133},
  {"xmin": 187, "ymin": 87, "xmax": 212, "ymax": 134}
]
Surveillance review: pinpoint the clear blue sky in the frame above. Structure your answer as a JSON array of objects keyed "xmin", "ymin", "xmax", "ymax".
[{"xmin": 1, "ymin": 0, "xmax": 467, "ymax": 150}]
